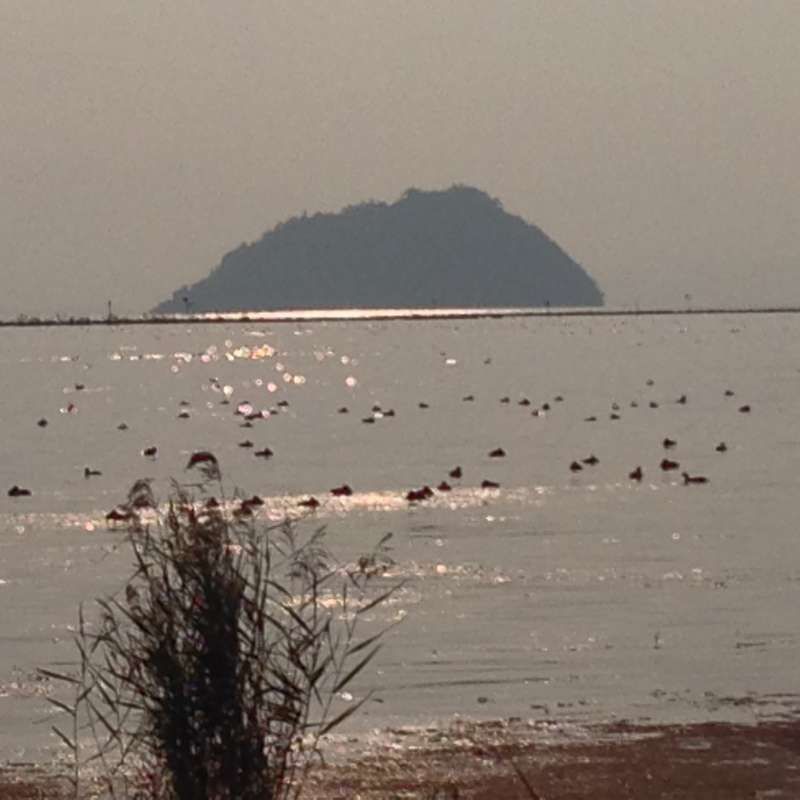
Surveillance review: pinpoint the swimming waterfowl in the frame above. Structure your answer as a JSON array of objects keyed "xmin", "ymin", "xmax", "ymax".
[
  {"xmin": 338, "ymin": 406, "xmax": 349, "ymax": 413},
  {"xmin": 418, "ymin": 402, "xmax": 429, "ymax": 409},
  {"xmin": 177, "ymin": 410, "xmax": 190, "ymax": 419},
  {"xmin": 582, "ymin": 454, "xmax": 599, "ymax": 466},
  {"xmin": 724, "ymin": 389, "xmax": 735, "ymax": 397},
  {"xmin": 682, "ymin": 472, "xmax": 708, "ymax": 485},
  {"xmin": 105, "ymin": 506, "xmax": 135, "ymax": 523},
  {"xmin": 186, "ymin": 451, "xmax": 217, "ymax": 469},
  {"xmin": 660, "ymin": 458, "xmax": 680, "ymax": 471},
  {"xmin": 554, "ymin": 395, "xmax": 564, "ymax": 402},
  {"xmin": 518, "ymin": 398, "xmax": 531, "ymax": 406},
  {"xmin": 84, "ymin": 467, "xmax": 102, "ymax": 478},
  {"xmin": 676, "ymin": 394, "xmax": 687, "ymax": 405},
  {"xmin": 362, "ymin": 416, "xmax": 375, "ymax": 424},
  {"xmin": 662, "ymin": 438, "xmax": 677, "ymax": 449},
  {"xmin": 541, "ymin": 402, "xmax": 551, "ymax": 411},
  {"xmin": 715, "ymin": 442, "xmax": 728, "ymax": 453},
  {"xmin": 489, "ymin": 448, "xmax": 506, "ymax": 458},
  {"xmin": 277, "ymin": 400, "xmax": 290, "ymax": 407},
  {"xmin": 37, "ymin": 418, "xmax": 48, "ymax": 428},
  {"xmin": 499, "ymin": 397, "xmax": 510, "ymax": 404},
  {"xmin": 254, "ymin": 448, "xmax": 273, "ymax": 458},
  {"xmin": 437, "ymin": 481, "xmax": 452, "ymax": 492},
  {"xmin": 629, "ymin": 466, "xmax": 643, "ymax": 482},
  {"xmin": 738, "ymin": 404, "xmax": 751, "ymax": 413},
  {"xmin": 330, "ymin": 484, "xmax": 353, "ymax": 497},
  {"xmin": 8, "ymin": 485, "xmax": 31, "ymax": 497},
  {"xmin": 298, "ymin": 496, "xmax": 320, "ymax": 509},
  {"xmin": 406, "ymin": 486, "xmax": 434, "ymax": 502},
  {"xmin": 462, "ymin": 395, "xmax": 475, "ymax": 402},
  {"xmin": 448, "ymin": 466, "xmax": 463, "ymax": 479},
  {"xmin": 610, "ymin": 413, "xmax": 620, "ymax": 420},
  {"xmin": 481, "ymin": 479, "xmax": 500, "ymax": 489},
  {"xmin": 584, "ymin": 416, "xmax": 597, "ymax": 422},
  {"xmin": 142, "ymin": 446, "xmax": 158, "ymax": 458},
  {"xmin": 238, "ymin": 440, "xmax": 254, "ymax": 448},
  {"xmin": 649, "ymin": 401, "xmax": 659, "ymax": 409},
  {"xmin": 569, "ymin": 461, "xmax": 583, "ymax": 472},
  {"xmin": 117, "ymin": 422, "xmax": 129, "ymax": 431}
]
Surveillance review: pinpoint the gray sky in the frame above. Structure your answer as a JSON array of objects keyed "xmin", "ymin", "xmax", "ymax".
[{"xmin": 2, "ymin": 0, "xmax": 799, "ymax": 317}]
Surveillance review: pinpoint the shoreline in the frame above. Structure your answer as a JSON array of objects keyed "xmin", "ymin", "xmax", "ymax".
[
  {"xmin": 2, "ymin": 304, "xmax": 800, "ymax": 328},
  {"xmin": 4, "ymin": 715, "xmax": 799, "ymax": 798}
]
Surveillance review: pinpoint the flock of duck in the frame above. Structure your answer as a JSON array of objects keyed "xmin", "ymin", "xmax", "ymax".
[{"xmin": 7, "ymin": 373, "xmax": 751, "ymax": 525}]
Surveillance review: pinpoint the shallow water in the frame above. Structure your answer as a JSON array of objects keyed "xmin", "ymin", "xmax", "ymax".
[{"xmin": 1, "ymin": 313, "xmax": 799, "ymax": 762}]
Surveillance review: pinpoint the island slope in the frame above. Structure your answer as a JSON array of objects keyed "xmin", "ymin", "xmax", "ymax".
[{"xmin": 154, "ymin": 185, "xmax": 603, "ymax": 313}]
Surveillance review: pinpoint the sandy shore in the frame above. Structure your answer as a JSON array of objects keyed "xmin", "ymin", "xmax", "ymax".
[{"xmin": 4, "ymin": 717, "xmax": 799, "ymax": 799}]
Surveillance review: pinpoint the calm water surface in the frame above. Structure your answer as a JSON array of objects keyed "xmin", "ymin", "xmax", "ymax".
[{"xmin": 1, "ymin": 313, "xmax": 799, "ymax": 761}]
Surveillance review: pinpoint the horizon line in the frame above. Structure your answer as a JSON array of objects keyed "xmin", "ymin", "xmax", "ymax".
[{"xmin": 2, "ymin": 304, "xmax": 800, "ymax": 328}]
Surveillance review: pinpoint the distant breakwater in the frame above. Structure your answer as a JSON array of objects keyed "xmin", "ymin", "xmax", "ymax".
[{"xmin": 2, "ymin": 306, "xmax": 800, "ymax": 328}]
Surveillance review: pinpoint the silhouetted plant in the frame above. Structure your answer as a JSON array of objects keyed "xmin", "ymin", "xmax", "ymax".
[{"xmin": 42, "ymin": 461, "xmax": 400, "ymax": 799}]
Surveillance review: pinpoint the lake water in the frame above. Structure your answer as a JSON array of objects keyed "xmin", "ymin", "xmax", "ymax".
[{"xmin": 1, "ymin": 312, "xmax": 799, "ymax": 762}]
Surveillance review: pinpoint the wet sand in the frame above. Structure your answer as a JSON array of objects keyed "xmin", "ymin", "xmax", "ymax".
[{"xmin": 4, "ymin": 717, "xmax": 800, "ymax": 798}]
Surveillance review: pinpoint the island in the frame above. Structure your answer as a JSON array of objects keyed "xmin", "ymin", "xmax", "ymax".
[{"xmin": 153, "ymin": 185, "xmax": 603, "ymax": 313}]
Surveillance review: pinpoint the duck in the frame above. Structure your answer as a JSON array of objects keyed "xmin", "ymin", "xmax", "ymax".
[
  {"xmin": 84, "ymin": 467, "xmax": 102, "ymax": 478},
  {"xmin": 105, "ymin": 506, "xmax": 135, "ymax": 523},
  {"xmin": 254, "ymin": 447, "xmax": 274, "ymax": 458},
  {"xmin": 481, "ymin": 479, "xmax": 500, "ymax": 489},
  {"xmin": 330, "ymin": 484, "xmax": 353, "ymax": 497},
  {"xmin": 338, "ymin": 406, "xmax": 349, "ymax": 414},
  {"xmin": 660, "ymin": 458, "xmax": 680, "ymax": 471},
  {"xmin": 582, "ymin": 454, "xmax": 599, "ymax": 466},
  {"xmin": 142, "ymin": 446, "xmax": 158, "ymax": 458},
  {"xmin": 715, "ymin": 442, "xmax": 728, "ymax": 453},
  {"xmin": 569, "ymin": 461, "xmax": 583, "ymax": 472},
  {"xmin": 662, "ymin": 437, "xmax": 677, "ymax": 449},
  {"xmin": 436, "ymin": 481, "xmax": 452, "ymax": 492},
  {"xmin": 298, "ymin": 496, "xmax": 320, "ymax": 509},
  {"xmin": 682, "ymin": 472, "xmax": 709, "ymax": 485},
  {"xmin": 676, "ymin": 394, "xmax": 687, "ymax": 405},
  {"xmin": 489, "ymin": 447, "xmax": 506, "ymax": 458},
  {"xmin": 628, "ymin": 466, "xmax": 643, "ymax": 482},
  {"xmin": 186, "ymin": 451, "xmax": 217, "ymax": 469},
  {"xmin": 37, "ymin": 418, "xmax": 48, "ymax": 428},
  {"xmin": 8, "ymin": 485, "xmax": 31, "ymax": 497},
  {"xmin": 238, "ymin": 440, "xmax": 254, "ymax": 448},
  {"xmin": 738, "ymin": 404, "xmax": 751, "ymax": 413},
  {"xmin": 448, "ymin": 466, "xmax": 463, "ymax": 479},
  {"xmin": 418, "ymin": 402, "xmax": 429, "ymax": 409},
  {"xmin": 518, "ymin": 398, "xmax": 531, "ymax": 406},
  {"xmin": 499, "ymin": 396, "xmax": 510, "ymax": 404},
  {"xmin": 462, "ymin": 395, "xmax": 475, "ymax": 402},
  {"xmin": 406, "ymin": 486, "xmax": 434, "ymax": 502}
]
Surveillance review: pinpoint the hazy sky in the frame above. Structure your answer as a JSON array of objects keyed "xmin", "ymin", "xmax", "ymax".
[{"xmin": 2, "ymin": 1, "xmax": 799, "ymax": 317}]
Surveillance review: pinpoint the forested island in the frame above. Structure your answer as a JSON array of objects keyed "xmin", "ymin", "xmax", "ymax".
[{"xmin": 155, "ymin": 185, "xmax": 603, "ymax": 313}]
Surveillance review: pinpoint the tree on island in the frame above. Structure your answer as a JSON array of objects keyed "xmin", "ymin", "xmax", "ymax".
[{"xmin": 154, "ymin": 185, "xmax": 603, "ymax": 313}]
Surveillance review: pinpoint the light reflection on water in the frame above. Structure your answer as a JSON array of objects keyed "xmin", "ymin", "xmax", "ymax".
[{"xmin": 1, "ymin": 312, "xmax": 800, "ymax": 761}]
